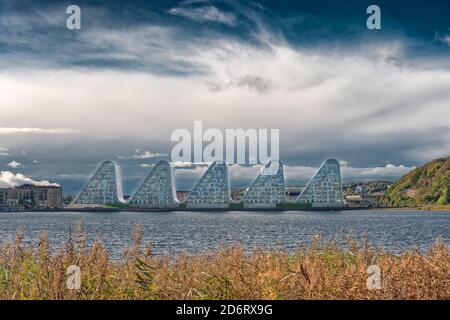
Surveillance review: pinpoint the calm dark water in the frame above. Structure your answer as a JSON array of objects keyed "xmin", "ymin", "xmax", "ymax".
[{"xmin": 0, "ymin": 210, "xmax": 449, "ymax": 258}]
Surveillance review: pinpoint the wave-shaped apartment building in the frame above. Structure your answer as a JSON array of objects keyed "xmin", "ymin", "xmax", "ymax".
[{"xmin": 71, "ymin": 159, "xmax": 344, "ymax": 210}]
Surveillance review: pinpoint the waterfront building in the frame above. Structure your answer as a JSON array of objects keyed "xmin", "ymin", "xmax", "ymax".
[
  {"xmin": 68, "ymin": 158, "xmax": 346, "ymax": 210},
  {"xmin": 185, "ymin": 161, "xmax": 231, "ymax": 208},
  {"xmin": 0, "ymin": 188, "xmax": 7, "ymax": 205},
  {"xmin": 176, "ymin": 191, "xmax": 190, "ymax": 202},
  {"xmin": 73, "ymin": 160, "xmax": 125, "ymax": 205},
  {"xmin": 230, "ymin": 188, "xmax": 247, "ymax": 201},
  {"xmin": 345, "ymin": 195, "xmax": 373, "ymax": 208},
  {"xmin": 0, "ymin": 184, "xmax": 62, "ymax": 210},
  {"xmin": 241, "ymin": 160, "xmax": 286, "ymax": 208},
  {"xmin": 18, "ymin": 184, "xmax": 62, "ymax": 209},
  {"xmin": 63, "ymin": 194, "xmax": 76, "ymax": 205},
  {"xmin": 354, "ymin": 185, "xmax": 367, "ymax": 196},
  {"xmin": 296, "ymin": 158, "xmax": 344, "ymax": 208},
  {"xmin": 129, "ymin": 160, "xmax": 179, "ymax": 208}
]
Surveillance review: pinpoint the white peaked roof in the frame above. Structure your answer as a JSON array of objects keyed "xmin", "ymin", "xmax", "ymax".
[
  {"xmin": 185, "ymin": 161, "xmax": 231, "ymax": 208},
  {"xmin": 296, "ymin": 158, "xmax": 344, "ymax": 207},
  {"xmin": 129, "ymin": 160, "xmax": 179, "ymax": 207},
  {"xmin": 241, "ymin": 160, "xmax": 286, "ymax": 208},
  {"xmin": 73, "ymin": 160, "xmax": 125, "ymax": 205}
]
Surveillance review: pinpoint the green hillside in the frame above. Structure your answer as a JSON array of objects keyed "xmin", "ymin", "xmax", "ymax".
[{"xmin": 380, "ymin": 157, "xmax": 450, "ymax": 207}]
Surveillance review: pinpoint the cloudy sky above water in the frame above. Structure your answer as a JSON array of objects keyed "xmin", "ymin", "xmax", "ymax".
[{"xmin": 0, "ymin": 0, "xmax": 450, "ymax": 194}]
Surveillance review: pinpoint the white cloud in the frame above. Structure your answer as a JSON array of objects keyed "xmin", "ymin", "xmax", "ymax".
[
  {"xmin": 2, "ymin": 35, "xmax": 448, "ymax": 153},
  {"xmin": 132, "ymin": 149, "xmax": 168, "ymax": 159},
  {"xmin": 340, "ymin": 163, "xmax": 415, "ymax": 179},
  {"xmin": 283, "ymin": 162, "xmax": 415, "ymax": 183},
  {"xmin": 168, "ymin": 6, "xmax": 236, "ymax": 26},
  {"xmin": 435, "ymin": 32, "xmax": 450, "ymax": 46},
  {"xmin": 0, "ymin": 146, "xmax": 9, "ymax": 156},
  {"xmin": 443, "ymin": 36, "xmax": 450, "ymax": 46},
  {"xmin": 0, "ymin": 171, "xmax": 59, "ymax": 188},
  {"xmin": 7, "ymin": 160, "xmax": 23, "ymax": 168},
  {"xmin": 172, "ymin": 161, "xmax": 211, "ymax": 169},
  {"xmin": 0, "ymin": 127, "xmax": 81, "ymax": 135}
]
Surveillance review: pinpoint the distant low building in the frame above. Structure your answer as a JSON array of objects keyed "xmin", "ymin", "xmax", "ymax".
[
  {"xmin": 354, "ymin": 185, "xmax": 367, "ymax": 196},
  {"xmin": 0, "ymin": 188, "xmax": 7, "ymax": 205},
  {"xmin": 0, "ymin": 184, "xmax": 62, "ymax": 210},
  {"xmin": 230, "ymin": 188, "xmax": 247, "ymax": 201},
  {"xmin": 401, "ymin": 188, "xmax": 418, "ymax": 198},
  {"xmin": 345, "ymin": 195, "xmax": 373, "ymax": 208},
  {"xmin": 176, "ymin": 191, "xmax": 190, "ymax": 203},
  {"xmin": 0, "ymin": 188, "xmax": 23, "ymax": 211},
  {"xmin": 63, "ymin": 194, "xmax": 76, "ymax": 205}
]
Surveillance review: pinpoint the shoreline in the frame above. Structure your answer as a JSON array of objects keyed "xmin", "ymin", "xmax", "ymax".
[
  {"xmin": 367, "ymin": 206, "xmax": 450, "ymax": 212},
  {"xmin": 17, "ymin": 206, "xmax": 450, "ymax": 213}
]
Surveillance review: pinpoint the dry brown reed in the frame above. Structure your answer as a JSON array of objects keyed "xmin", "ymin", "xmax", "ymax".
[{"xmin": 0, "ymin": 223, "xmax": 449, "ymax": 300}]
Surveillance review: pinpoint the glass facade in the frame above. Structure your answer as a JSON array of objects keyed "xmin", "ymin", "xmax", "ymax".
[
  {"xmin": 185, "ymin": 161, "xmax": 231, "ymax": 208},
  {"xmin": 73, "ymin": 161, "xmax": 125, "ymax": 205},
  {"xmin": 241, "ymin": 160, "xmax": 286, "ymax": 208},
  {"xmin": 129, "ymin": 160, "xmax": 178, "ymax": 208},
  {"xmin": 296, "ymin": 158, "xmax": 344, "ymax": 208},
  {"xmin": 72, "ymin": 158, "xmax": 345, "ymax": 210}
]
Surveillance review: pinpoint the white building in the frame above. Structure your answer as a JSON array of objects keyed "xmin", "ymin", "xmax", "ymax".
[
  {"xmin": 129, "ymin": 160, "xmax": 179, "ymax": 208},
  {"xmin": 72, "ymin": 160, "xmax": 125, "ymax": 206},
  {"xmin": 241, "ymin": 160, "xmax": 286, "ymax": 208},
  {"xmin": 185, "ymin": 161, "xmax": 231, "ymax": 209},
  {"xmin": 296, "ymin": 158, "xmax": 344, "ymax": 208},
  {"xmin": 71, "ymin": 158, "xmax": 345, "ymax": 210}
]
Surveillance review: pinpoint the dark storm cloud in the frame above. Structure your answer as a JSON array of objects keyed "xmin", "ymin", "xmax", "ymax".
[
  {"xmin": 0, "ymin": 0, "xmax": 266, "ymax": 74},
  {"xmin": 2, "ymin": 0, "xmax": 449, "ymax": 72}
]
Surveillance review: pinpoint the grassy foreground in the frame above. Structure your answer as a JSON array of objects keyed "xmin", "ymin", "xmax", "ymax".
[{"xmin": 0, "ymin": 225, "xmax": 449, "ymax": 300}]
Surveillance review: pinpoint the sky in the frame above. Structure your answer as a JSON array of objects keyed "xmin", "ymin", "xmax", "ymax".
[{"xmin": 0, "ymin": 0, "xmax": 450, "ymax": 194}]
